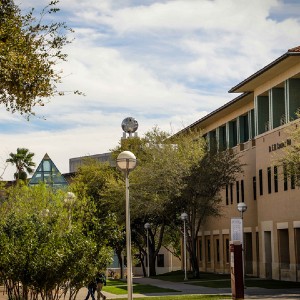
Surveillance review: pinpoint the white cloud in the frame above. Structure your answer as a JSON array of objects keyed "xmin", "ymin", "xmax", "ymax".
[{"xmin": 2, "ymin": 0, "xmax": 300, "ymax": 181}]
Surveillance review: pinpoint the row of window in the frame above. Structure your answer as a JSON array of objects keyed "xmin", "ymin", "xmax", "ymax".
[
  {"xmin": 197, "ymin": 229, "xmax": 300, "ymax": 271},
  {"xmin": 225, "ymin": 180, "xmax": 245, "ymax": 205},
  {"xmin": 225, "ymin": 165, "xmax": 296, "ymax": 205},
  {"xmin": 253, "ymin": 165, "xmax": 295, "ymax": 200},
  {"xmin": 206, "ymin": 78, "xmax": 300, "ymax": 152}
]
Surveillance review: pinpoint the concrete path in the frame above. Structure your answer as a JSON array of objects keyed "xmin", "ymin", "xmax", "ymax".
[{"xmin": 1, "ymin": 278, "xmax": 300, "ymax": 300}]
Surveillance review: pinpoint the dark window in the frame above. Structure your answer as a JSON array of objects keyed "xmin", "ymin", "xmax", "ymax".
[
  {"xmin": 268, "ymin": 167, "xmax": 272, "ymax": 194},
  {"xmin": 259, "ymin": 169, "xmax": 263, "ymax": 195},
  {"xmin": 225, "ymin": 238, "xmax": 230, "ymax": 263},
  {"xmin": 198, "ymin": 239, "xmax": 202, "ymax": 262},
  {"xmin": 207, "ymin": 239, "xmax": 211, "ymax": 262},
  {"xmin": 216, "ymin": 239, "xmax": 220, "ymax": 262},
  {"xmin": 291, "ymin": 168, "xmax": 295, "ymax": 189},
  {"xmin": 230, "ymin": 183, "xmax": 233, "ymax": 204},
  {"xmin": 283, "ymin": 163, "xmax": 288, "ymax": 191},
  {"xmin": 241, "ymin": 180, "xmax": 245, "ymax": 202},
  {"xmin": 157, "ymin": 254, "xmax": 164, "ymax": 267},
  {"xmin": 274, "ymin": 166, "xmax": 278, "ymax": 193},
  {"xmin": 236, "ymin": 181, "xmax": 240, "ymax": 203},
  {"xmin": 226, "ymin": 185, "xmax": 229, "ymax": 205},
  {"xmin": 253, "ymin": 176, "xmax": 257, "ymax": 200}
]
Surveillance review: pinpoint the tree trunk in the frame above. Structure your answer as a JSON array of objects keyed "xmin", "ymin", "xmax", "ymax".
[{"xmin": 116, "ymin": 249, "xmax": 124, "ymax": 279}]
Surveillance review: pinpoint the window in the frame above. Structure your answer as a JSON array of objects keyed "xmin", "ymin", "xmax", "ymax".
[
  {"xmin": 253, "ymin": 177, "xmax": 257, "ymax": 200},
  {"xmin": 216, "ymin": 239, "xmax": 220, "ymax": 262},
  {"xmin": 283, "ymin": 163, "xmax": 288, "ymax": 191},
  {"xmin": 274, "ymin": 166, "xmax": 278, "ymax": 193},
  {"xmin": 267, "ymin": 167, "xmax": 272, "ymax": 194},
  {"xmin": 225, "ymin": 238, "xmax": 230, "ymax": 264},
  {"xmin": 230, "ymin": 183, "xmax": 233, "ymax": 204},
  {"xmin": 236, "ymin": 181, "xmax": 240, "ymax": 203},
  {"xmin": 157, "ymin": 254, "xmax": 164, "ymax": 267},
  {"xmin": 259, "ymin": 169, "xmax": 263, "ymax": 195},
  {"xmin": 241, "ymin": 180, "xmax": 245, "ymax": 202},
  {"xmin": 291, "ymin": 169, "xmax": 295, "ymax": 190},
  {"xmin": 229, "ymin": 120, "xmax": 238, "ymax": 147},
  {"xmin": 225, "ymin": 185, "xmax": 229, "ymax": 205},
  {"xmin": 198, "ymin": 238, "xmax": 202, "ymax": 262},
  {"xmin": 207, "ymin": 239, "xmax": 211, "ymax": 262}
]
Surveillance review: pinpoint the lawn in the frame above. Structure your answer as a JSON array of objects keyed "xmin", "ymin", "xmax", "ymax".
[
  {"xmin": 124, "ymin": 296, "xmax": 230, "ymax": 300},
  {"xmin": 154, "ymin": 270, "xmax": 300, "ymax": 289},
  {"xmin": 103, "ymin": 279, "xmax": 178, "ymax": 295}
]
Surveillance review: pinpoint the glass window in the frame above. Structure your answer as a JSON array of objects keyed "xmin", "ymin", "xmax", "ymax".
[{"xmin": 157, "ymin": 254, "xmax": 164, "ymax": 267}]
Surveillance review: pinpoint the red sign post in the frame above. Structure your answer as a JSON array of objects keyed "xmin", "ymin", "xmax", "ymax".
[{"xmin": 230, "ymin": 241, "xmax": 244, "ymax": 299}]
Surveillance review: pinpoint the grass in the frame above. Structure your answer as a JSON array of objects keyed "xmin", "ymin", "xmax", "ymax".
[
  {"xmin": 154, "ymin": 270, "xmax": 300, "ymax": 289},
  {"xmin": 133, "ymin": 296, "xmax": 230, "ymax": 300},
  {"xmin": 153, "ymin": 270, "xmax": 230, "ymax": 282},
  {"xmin": 103, "ymin": 279, "xmax": 178, "ymax": 295}
]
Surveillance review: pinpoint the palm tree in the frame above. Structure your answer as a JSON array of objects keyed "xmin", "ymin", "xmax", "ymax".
[{"xmin": 6, "ymin": 148, "xmax": 36, "ymax": 181}]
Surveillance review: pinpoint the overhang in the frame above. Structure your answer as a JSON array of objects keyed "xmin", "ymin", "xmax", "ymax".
[{"xmin": 229, "ymin": 46, "xmax": 300, "ymax": 93}]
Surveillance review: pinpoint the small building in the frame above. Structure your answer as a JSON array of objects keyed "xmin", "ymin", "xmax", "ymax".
[{"xmin": 28, "ymin": 153, "xmax": 68, "ymax": 187}]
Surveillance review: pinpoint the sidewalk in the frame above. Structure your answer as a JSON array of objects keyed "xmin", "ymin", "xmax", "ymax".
[{"xmin": 1, "ymin": 278, "xmax": 300, "ymax": 300}]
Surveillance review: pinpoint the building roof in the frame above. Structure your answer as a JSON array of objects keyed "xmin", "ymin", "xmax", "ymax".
[{"xmin": 229, "ymin": 46, "xmax": 300, "ymax": 93}]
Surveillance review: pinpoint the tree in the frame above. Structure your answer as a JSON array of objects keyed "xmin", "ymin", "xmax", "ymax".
[
  {"xmin": 71, "ymin": 159, "xmax": 125, "ymax": 276},
  {"xmin": 276, "ymin": 120, "xmax": 300, "ymax": 186},
  {"xmin": 6, "ymin": 147, "xmax": 35, "ymax": 180},
  {"xmin": 0, "ymin": 183, "xmax": 112, "ymax": 300},
  {"xmin": 0, "ymin": 0, "xmax": 81, "ymax": 116},
  {"xmin": 174, "ymin": 149, "xmax": 243, "ymax": 278},
  {"xmin": 111, "ymin": 127, "xmax": 206, "ymax": 276}
]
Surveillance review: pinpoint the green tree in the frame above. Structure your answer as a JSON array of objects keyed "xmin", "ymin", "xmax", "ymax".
[
  {"xmin": 0, "ymin": 0, "xmax": 81, "ymax": 116},
  {"xmin": 112, "ymin": 127, "xmax": 206, "ymax": 276},
  {"xmin": 6, "ymin": 147, "xmax": 35, "ymax": 180},
  {"xmin": 174, "ymin": 150, "xmax": 243, "ymax": 278},
  {"xmin": 275, "ymin": 121, "xmax": 300, "ymax": 186},
  {"xmin": 71, "ymin": 159, "xmax": 123, "ymax": 275},
  {"xmin": 0, "ymin": 183, "xmax": 112, "ymax": 300}
]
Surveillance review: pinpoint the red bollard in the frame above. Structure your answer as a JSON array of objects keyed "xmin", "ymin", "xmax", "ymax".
[{"xmin": 230, "ymin": 241, "xmax": 244, "ymax": 300}]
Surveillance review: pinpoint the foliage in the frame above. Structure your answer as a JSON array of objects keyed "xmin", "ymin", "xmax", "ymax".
[
  {"xmin": 0, "ymin": 183, "xmax": 112, "ymax": 300},
  {"xmin": 0, "ymin": 0, "xmax": 81, "ymax": 116},
  {"xmin": 6, "ymin": 147, "xmax": 35, "ymax": 181},
  {"xmin": 276, "ymin": 120, "xmax": 300, "ymax": 186},
  {"xmin": 174, "ymin": 149, "xmax": 243, "ymax": 278},
  {"xmin": 111, "ymin": 127, "xmax": 206, "ymax": 276}
]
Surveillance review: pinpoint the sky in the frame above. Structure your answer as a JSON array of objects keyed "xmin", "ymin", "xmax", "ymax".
[{"xmin": 1, "ymin": 0, "xmax": 300, "ymax": 180}]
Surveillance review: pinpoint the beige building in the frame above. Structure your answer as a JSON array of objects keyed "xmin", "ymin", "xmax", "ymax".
[{"xmin": 179, "ymin": 46, "xmax": 300, "ymax": 281}]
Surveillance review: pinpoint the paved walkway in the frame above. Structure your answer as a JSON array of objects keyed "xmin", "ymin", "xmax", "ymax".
[
  {"xmin": 1, "ymin": 278, "xmax": 300, "ymax": 300},
  {"xmin": 76, "ymin": 277, "xmax": 300, "ymax": 300}
]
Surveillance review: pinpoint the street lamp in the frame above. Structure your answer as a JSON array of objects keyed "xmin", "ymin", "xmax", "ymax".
[
  {"xmin": 180, "ymin": 212, "xmax": 188, "ymax": 281},
  {"xmin": 237, "ymin": 202, "xmax": 247, "ymax": 286},
  {"xmin": 144, "ymin": 223, "xmax": 151, "ymax": 278},
  {"xmin": 117, "ymin": 151, "xmax": 137, "ymax": 300},
  {"xmin": 64, "ymin": 192, "xmax": 76, "ymax": 227}
]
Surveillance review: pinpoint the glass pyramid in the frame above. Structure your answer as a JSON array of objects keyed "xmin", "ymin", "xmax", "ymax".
[{"xmin": 28, "ymin": 153, "xmax": 68, "ymax": 187}]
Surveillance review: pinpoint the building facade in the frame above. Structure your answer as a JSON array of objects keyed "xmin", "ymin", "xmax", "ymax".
[{"xmin": 179, "ymin": 46, "xmax": 300, "ymax": 281}]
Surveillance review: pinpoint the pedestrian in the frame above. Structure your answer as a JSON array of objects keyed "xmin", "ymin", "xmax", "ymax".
[
  {"xmin": 84, "ymin": 279, "xmax": 97, "ymax": 300},
  {"xmin": 96, "ymin": 272, "xmax": 107, "ymax": 300}
]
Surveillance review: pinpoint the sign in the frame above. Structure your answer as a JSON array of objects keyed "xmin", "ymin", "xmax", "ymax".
[
  {"xmin": 231, "ymin": 218, "xmax": 243, "ymax": 245},
  {"xmin": 268, "ymin": 139, "xmax": 291, "ymax": 152}
]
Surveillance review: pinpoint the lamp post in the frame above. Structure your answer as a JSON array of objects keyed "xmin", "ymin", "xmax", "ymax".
[
  {"xmin": 64, "ymin": 192, "xmax": 76, "ymax": 227},
  {"xmin": 117, "ymin": 151, "xmax": 137, "ymax": 300},
  {"xmin": 144, "ymin": 222, "xmax": 151, "ymax": 278},
  {"xmin": 237, "ymin": 202, "xmax": 247, "ymax": 286},
  {"xmin": 180, "ymin": 212, "xmax": 188, "ymax": 281}
]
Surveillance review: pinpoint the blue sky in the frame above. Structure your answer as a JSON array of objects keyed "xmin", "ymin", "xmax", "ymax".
[{"xmin": 1, "ymin": 0, "xmax": 300, "ymax": 179}]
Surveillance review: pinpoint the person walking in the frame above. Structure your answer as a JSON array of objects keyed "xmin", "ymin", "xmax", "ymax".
[
  {"xmin": 96, "ymin": 272, "xmax": 107, "ymax": 300},
  {"xmin": 84, "ymin": 279, "xmax": 97, "ymax": 300}
]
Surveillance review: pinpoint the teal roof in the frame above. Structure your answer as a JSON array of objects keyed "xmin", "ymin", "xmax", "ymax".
[{"xmin": 28, "ymin": 153, "xmax": 68, "ymax": 187}]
